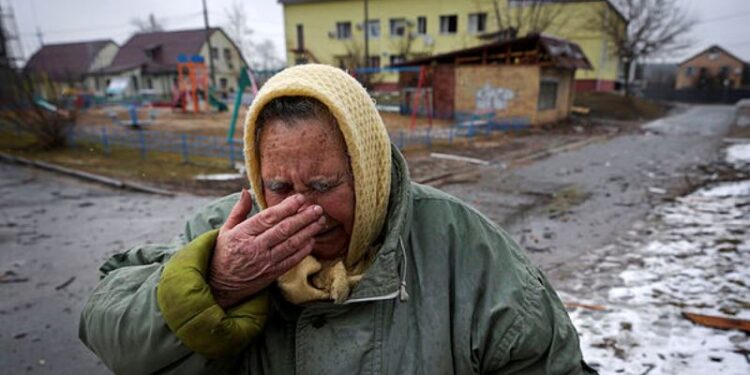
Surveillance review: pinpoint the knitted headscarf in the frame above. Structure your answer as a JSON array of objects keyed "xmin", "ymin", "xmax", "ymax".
[{"xmin": 244, "ymin": 64, "xmax": 392, "ymax": 304}]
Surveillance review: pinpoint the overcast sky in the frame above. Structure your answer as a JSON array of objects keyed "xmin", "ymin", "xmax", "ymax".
[{"xmin": 4, "ymin": 0, "xmax": 750, "ymax": 65}]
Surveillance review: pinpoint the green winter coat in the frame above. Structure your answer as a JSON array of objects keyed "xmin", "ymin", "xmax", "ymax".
[{"xmin": 80, "ymin": 146, "xmax": 595, "ymax": 374}]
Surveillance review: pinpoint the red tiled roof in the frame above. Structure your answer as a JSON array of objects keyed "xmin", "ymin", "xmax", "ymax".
[
  {"xmin": 24, "ymin": 40, "xmax": 115, "ymax": 80},
  {"xmin": 101, "ymin": 28, "xmax": 218, "ymax": 74}
]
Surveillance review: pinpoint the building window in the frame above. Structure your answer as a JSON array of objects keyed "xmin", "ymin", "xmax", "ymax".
[
  {"xmin": 686, "ymin": 67, "xmax": 695, "ymax": 77},
  {"xmin": 366, "ymin": 20, "xmax": 380, "ymax": 39},
  {"xmin": 468, "ymin": 13, "xmax": 487, "ymax": 33},
  {"xmin": 224, "ymin": 48, "xmax": 232, "ymax": 62},
  {"xmin": 336, "ymin": 22, "xmax": 352, "ymax": 39},
  {"xmin": 211, "ymin": 47, "xmax": 219, "ymax": 60},
  {"xmin": 417, "ymin": 16, "xmax": 427, "ymax": 35},
  {"xmin": 390, "ymin": 54, "xmax": 405, "ymax": 65},
  {"xmin": 390, "ymin": 18, "xmax": 407, "ymax": 36},
  {"xmin": 296, "ymin": 24, "xmax": 305, "ymax": 51},
  {"xmin": 708, "ymin": 51, "xmax": 719, "ymax": 60},
  {"xmin": 220, "ymin": 77, "xmax": 228, "ymax": 89},
  {"xmin": 146, "ymin": 77, "xmax": 153, "ymax": 90},
  {"xmin": 439, "ymin": 15, "xmax": 457, "ymax": 34},
  {"xmin": 368, "ymin": 55, "xmax": 381, "ymax": 68},
  {"xmin": 538, "ymin": 80, "xmax": 558, "ymax": 110}
]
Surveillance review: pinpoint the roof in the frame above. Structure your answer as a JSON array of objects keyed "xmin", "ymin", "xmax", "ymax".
[
  {"xmin": 392, "ymin": 33, "xmax": 592, "ymax": 70},
  {"xmin": 678, "ymin": 45, "xmax": 747, "ymax": 67},
  {"xmin": 24, "ymin": 40, "xmax": 115, "ymax": 80},
  {"xmin": 101, "ymin": 28, "xmax": 220, "ymax": 74}
]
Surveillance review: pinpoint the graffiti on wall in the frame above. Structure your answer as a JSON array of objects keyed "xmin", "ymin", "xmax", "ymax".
[{"xmin": 476, "ymin": 83, "xmax": 516, "ymax": 111}]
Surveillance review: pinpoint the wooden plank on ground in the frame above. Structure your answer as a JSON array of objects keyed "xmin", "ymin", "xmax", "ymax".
[{"xmin": 682, "ymin": 311, "xmax": 750, "ymax": 333}]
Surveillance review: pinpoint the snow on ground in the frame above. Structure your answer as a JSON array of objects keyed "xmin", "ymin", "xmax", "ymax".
[
  {"xmin": 726, "ymin": 143, "xmax": 750, "ymax": 167},
  {"xmin": 559, "ymin": 150, "xmax": 750, "ymax": 374}
]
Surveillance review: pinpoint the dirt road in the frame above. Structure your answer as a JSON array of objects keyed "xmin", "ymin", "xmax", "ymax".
[
  {"xmin": 0, "ymin": 165, "xmax": 212, "ymax": 374},
  {"xmin": 0, "ymin": 105, "xmax": 736, "ymax": 374},
  {"xmin": 439, "ymin": 105, "xmax": 736, "ymax": 280}
]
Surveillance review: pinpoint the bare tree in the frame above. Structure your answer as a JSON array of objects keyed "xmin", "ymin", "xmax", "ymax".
[
  {"xmin": 253, "ymin": 39, "xmax": 284, "ymax": 70},
  {"xmin": 592, "ymin": 0, "xmax": 694, "ymax": 96},
  {"xmin": 488, "ymin": 0, "xmax": 567, "ymax": 40},
  {"xmin": 0, "ymin": 72, "xmax": 77, "ymax": 149},
  {"xmin": 224, "ymin": 1, "xmax": 254, "ymax": 65},
  {"xmin": 130, "ymin": 13, "xmax": 164, "ymax": 33}
]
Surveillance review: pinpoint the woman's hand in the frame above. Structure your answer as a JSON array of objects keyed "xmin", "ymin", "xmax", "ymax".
[{"xmin": 209, "ymin": 189, "xmax": 325, "ymax": 309}]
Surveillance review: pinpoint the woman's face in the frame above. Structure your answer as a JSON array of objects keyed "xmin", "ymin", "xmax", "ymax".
[{"xmin": 258, "ymin": 118, "xmax": 355, "ymax": 260}]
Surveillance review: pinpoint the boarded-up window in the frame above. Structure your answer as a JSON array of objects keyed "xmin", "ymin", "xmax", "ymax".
[{"xmin": 538, "ymin": 80, "xmax": 558, "ymax": 110}]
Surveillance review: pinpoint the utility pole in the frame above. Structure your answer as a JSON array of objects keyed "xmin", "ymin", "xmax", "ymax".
[
  {"xmin": 202, "ymin": 0, "xmax": 216, "ymax": 86},
  {"xmin": 364, "ymin": 0, "xmax": 369, "ymax": 68}
]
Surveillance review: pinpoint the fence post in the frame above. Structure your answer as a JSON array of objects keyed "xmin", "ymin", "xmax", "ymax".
[
  {"xmin": 229, "ymin": 140, "xmax": 236, "ymax": 168},
  {"xmin": 138, "ymin": 130, "xmax": 147, "ymax": 160},
  {"xmin": 101, "ymin": 127, "xmax": 110, "ymax": 156},
  {"xmin": 181, "ymin": 133, "xmax": 189, "ymax": 163},
  {"xmin": 425, "ymin": 127, "xmax": 432, "ymax": 149},
  {"xmin": 68, "ymin": 126, "xmax": 76, "ymax": 148},
  {"xmin": 398, "ymin": 130, "xmax": 405, "ymax": 149}
]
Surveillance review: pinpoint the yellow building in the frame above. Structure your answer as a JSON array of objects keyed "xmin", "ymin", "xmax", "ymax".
[{"xmin": 281, "ymin": 0, "xmax": 625, "ymax": 91}]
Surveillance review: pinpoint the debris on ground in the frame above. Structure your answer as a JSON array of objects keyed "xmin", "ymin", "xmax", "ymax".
[{"xmin": 560, "ymin": 143, "xmax": 750, "ymax": 374}]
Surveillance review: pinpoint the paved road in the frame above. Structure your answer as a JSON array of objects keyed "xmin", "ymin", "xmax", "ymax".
[
  {"xmin": 0, "ymin": 164, "xmax": 212, "ymax": 374},
  {"xmin": 441, "ymin": 105, "xmax": 736, "ymax": 279},
  {"xmin": 0, "ymin": 105, "xmax": 735, "ymax": 374}
]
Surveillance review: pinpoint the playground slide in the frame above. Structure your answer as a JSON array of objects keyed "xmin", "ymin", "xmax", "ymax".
[{"xmin": 208, "ymin": 92, "xmax": 228, "ymax": 112}]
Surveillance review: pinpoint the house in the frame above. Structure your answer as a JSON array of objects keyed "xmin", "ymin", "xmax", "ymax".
[
  {"xmin": 94, "ymin": 28, "xmax": 246, "ymax": 99},
  {"xmin": 280, "ymin": 0, "xmax": 624, "ymax": 92},
  {"xmin": 393, "ymin": 33, "xmax": 592, "ymax": 125},
  {"xmin": 675, "ymin": 45, "xmax": 746, "ymax": 90},
  {"xmin": 24, "ymin": 40, "xmax": 119, "ymax": 95}
]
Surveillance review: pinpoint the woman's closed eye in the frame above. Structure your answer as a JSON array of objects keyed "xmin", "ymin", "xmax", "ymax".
[
  {"xmin": 265, "ymin": 181, "xmax": 293, "ymax": 195},
  {"xmin": 308, "ymin": 180, "xmax": 338, "ymax": 193}
]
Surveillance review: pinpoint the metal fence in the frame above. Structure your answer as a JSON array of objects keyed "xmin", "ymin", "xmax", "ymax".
[
  {"xmin": 640, "ymin": 87, "xmax": 750, "ymax": 104},
  {"xmin": 2, "ymin": 114, "xmax": 531, "ymax": 165},
  {"xmin": 67, "ymin": 126, "xmax": 244, "ymax": 166}
]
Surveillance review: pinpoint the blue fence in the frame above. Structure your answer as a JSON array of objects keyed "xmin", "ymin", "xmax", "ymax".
[
  {"xmin": 68, "ymin": 126, "xmax": 244, "ymax": 167},
  {"xmin": 2, "ymin": 114, "xmax": 530, "ymax": 165}
]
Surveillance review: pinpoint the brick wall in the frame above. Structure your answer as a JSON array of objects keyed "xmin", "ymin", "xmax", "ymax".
[
  {"xmin": 676, "ymin": 48, "xmax": 744, "ymax": 89},
  {"xmin": 432, "ymin": 65, "xmax": 455, "ymax": 119},
  {"xmin": 454, "ymin": 65, "xmax": 540, "ymax": 123}
]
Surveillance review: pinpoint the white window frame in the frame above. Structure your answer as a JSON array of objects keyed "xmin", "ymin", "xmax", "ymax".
[
  {"xmin": 439, "ymin": 15, "xmax": 458, "ymax": 34},
  {"xmin": 390, "ymin": 18, "xmax": 407, "ymax": 37},
  {"xmin": 366, "ymin": 20, "xmax": 380, "ymax": 39},
  {"xmin": 468, "ymin": 13, "xmax": 487, "ymax": 33},
  {"xmin": 336, "ymin": 22, "xmax": 352, "ymax": 40}
]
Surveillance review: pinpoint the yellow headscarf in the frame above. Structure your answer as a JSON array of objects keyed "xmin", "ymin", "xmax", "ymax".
[{"xmin": 243, "ymin": 64, "xmax": 391, "ymax": 304}]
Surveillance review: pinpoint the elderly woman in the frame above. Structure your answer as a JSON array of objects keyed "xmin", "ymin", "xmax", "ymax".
[{"xmin": 80, "ymin": 65, "xmax": 594, "ymax": 374}]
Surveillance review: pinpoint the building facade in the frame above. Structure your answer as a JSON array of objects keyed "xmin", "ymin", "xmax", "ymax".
[
  {"xmin": 281, "ymin": 0, "xmax": 625, "ymax": 91},
  {"xmin": 94, "ymin": 28, "xmax": 246, "ymax": 99},
  {"xmin": 675, "ymin": 45, "xmax": 746, "ymax": 90},
  {"xmin": 24, "ymin": 40, "xmax": 118, "ymax": 96}
]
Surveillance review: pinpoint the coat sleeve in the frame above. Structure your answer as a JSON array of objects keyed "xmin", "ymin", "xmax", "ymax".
[
  {"xmin": 444, "ymin": 200, "xmax": 596, "ymax": 375},
  {"xmin": 79, "ymin": 193, "xmax": 264, "ymax": 374}
]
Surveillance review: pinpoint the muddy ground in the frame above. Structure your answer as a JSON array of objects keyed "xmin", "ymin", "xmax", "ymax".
[{"xmin": 0, "ymin": 105, "xmax": 737, "ymax": 374}]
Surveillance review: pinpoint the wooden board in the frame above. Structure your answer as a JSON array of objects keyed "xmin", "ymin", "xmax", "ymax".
[{"xmin": 682, "ymin": 312, "xmax": 750, "ymax": 333}]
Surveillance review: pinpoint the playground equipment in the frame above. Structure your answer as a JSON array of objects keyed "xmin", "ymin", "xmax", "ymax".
[
  {"xmin": 174, "ymin": 54, "xmax": 228, "ymax": 113},
  {"xmin": 33, "ymin": 96, "xmax": 70, "ymax": 117},
  {"xmin": 226, "ymin": 68, "xmax": 258, "ymax": 142},
  {"xmin": 353, "ymin": 65, "xmax": 433, "ymax": 131}
]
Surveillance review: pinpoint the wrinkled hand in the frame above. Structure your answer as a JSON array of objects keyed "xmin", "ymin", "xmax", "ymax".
[{"xmin": 209, "ymin": 189, "xmax": 325, "ymax": 309}]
